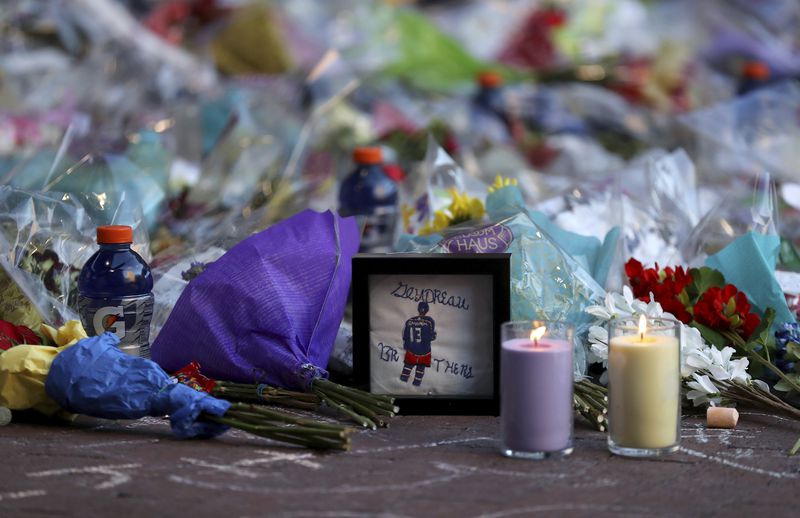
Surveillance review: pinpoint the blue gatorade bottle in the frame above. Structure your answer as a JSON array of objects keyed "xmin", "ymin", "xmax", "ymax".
[
  {"xmin": 78, "ymin": 225, "xmax": 154, "ymax": 358},
  {"xmin": 339, "ymin": 146, "xmax": 398, "ymax": 252},
  {"xmin": 474, "ymin": 70, "xmax": 511, "ymax": 129}
]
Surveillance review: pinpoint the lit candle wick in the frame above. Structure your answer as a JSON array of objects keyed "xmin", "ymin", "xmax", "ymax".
[
  {"xmin": 530, "ymin": 326, "xmax": 546, "ymax": 348},
  {"xmin": 638, "ymin": 314, "xmax": 647, "ymax": 342}
]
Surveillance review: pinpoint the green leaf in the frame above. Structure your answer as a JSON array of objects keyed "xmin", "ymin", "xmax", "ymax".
[
  {"xmin": 774, "ymin": 373, "xmax": 800, "ymax": 394},
  {"xmin": 691, "ymin": 322, "xmax": 729, "ymax": 348},
  {"xmin": 786, "ymin": 341, "xmax": 800, "ymax": 361},
  {"xmin": 687, "ymin": 267, "xmax": 725, "ymax": 303},
  {"xmin": 779, "ymin": 238, "xmax": 800, "ymax": 271},
  {"xmin": 746, "ymin": 307, "xmax": 776, "ymax": 351}
]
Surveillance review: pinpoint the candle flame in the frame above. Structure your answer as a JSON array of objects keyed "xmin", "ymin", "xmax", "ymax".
[
  {"xmin": 530, "ymin": 326, "xmax": 547, "ymax": 342},
  {"xmin": 638, "ymin": 314, "xmax": 647, "ymax": 340}
]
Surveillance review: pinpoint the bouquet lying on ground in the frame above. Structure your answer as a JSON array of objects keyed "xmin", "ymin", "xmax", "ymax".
[
  {"xmin": 0, "ymin": 321, "xmax": 354, "ymax": 450},
  {"xmin": 586, "ymin": 258, "xmax": 800, "ymax": 453},
  {"xmin": 153, "ymin": 210, "xmax": 397, "ymax": 430}
]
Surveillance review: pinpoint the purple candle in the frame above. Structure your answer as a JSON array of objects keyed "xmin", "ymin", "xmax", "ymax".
[{"xmin": 501, "ymin": 323, "xmax": 573, "ymax": 459}]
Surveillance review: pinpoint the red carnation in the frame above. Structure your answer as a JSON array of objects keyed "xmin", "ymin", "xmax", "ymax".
[
  {"xmin": 694, "ymin": 284, "xmax": 761, "ymax": 340},
  {"xmin": 0, "ymin": 319, "xmax": 41, "ymax": 351},
  {"xmin": 625, "ymin": 258, "xmax": 660, "ymax": 299},
  {"xmin": 657, "ymin": 293, "xmax": 693, "ymax": 324},
  {"xmin": 624, "ymin": 259, "xmax": 694, "ymax": 324}
]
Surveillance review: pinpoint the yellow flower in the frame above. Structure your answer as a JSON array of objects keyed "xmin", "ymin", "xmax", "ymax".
[
  {"xmin": 487, "ymin": 175, "xmax": 518, "ymax": 193},
  {"xmin": 418, "ymin": 189, "xmax": 485, "ymax": 236},
  {"xmin": 447, "ymin": 188, "xmax": 485, "ymax": 224},
  {"xmin": 419, "ymin": 210, "xmax": 451, "ymax": 236},
  {"xmin": 0, "ymin": 320, "xmax": 86, "ymax": 417}
]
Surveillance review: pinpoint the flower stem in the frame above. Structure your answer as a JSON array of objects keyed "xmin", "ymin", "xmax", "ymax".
[
  {"xmin": 312, "ymin": 378, "xmax": 396, "ymax": 428},
  {"xmin": 573, "ymin": 380, "xmax": 607, "ymax": 431},
  {"xmin": 747, "ymin": 352, "xmax": 800, "ymax": 395},
  {"xmin": 714, "ymin": 379, "xmax": 800, "ymax": 420},
  {"xmin": 719, "ymin": 329, "xmax": 800, "ymax": 395},
  {"xmin": 202, "ymin": 413, "xmax": 351, "ymax": 451},
  {"xmin": 212, "ymin": 382, "xmax": 321, "ymax": 410},
  {"xmin": 313, "ymin": 389, "xmax": 376, "ymax": 429},
  {"xmin": 228, "ymin": 402, "xmax": 348, "ymax": 430},
  {"xmin": 790, "ymin": 436, "xmax": 800, "ymax": 456}
]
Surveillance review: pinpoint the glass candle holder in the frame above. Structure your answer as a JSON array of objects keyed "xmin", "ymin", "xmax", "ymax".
[
  {"xmin": 500, "ymin": 320, "xmax": 574, "ymax": 459},
  {"xmin": 607, "ymin": 316, "xmax": 681, "ymax": 457}
]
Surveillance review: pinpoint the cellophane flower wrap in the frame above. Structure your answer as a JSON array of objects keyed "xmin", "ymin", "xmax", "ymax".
[
  {"xmin": 151, "ymin": 210, "xmax": 359, "ymax": 391},
  {"xmin": 398, "ymin": 184, "xmax": 607, "ymax": 374}
]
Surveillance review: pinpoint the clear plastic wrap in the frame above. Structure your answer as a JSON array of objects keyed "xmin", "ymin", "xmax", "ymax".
[
  {"xmin": 397, "ymin": 136, "xmax": 487, "ymax": 236},
  {"xmin": 398, "ymin": 203, "xmax": 606, "ymax": 376},
  {"xmin": 680, "ymin": 82, "xmax": 800, "ymax": 183},
  {"xmin": 679, "ymin": 172, "xmax": 779, "ymax": 265},
  {"xmin": 0, "ymin": 186, "xmax": 149, "ymax": 326}
]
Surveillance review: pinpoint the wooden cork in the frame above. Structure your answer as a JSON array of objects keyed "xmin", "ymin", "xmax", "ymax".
[{"xmin": 707, "ymin": 407, "xmax": 739, "ymax": 429}]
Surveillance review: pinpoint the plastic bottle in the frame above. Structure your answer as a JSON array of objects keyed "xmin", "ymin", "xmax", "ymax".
[
  {"xmin": 338, "ymin": 147, "xmax": 398, "ymax": 252},
  {"xmin": 78, "ymin": 225, "xmax": 154, "ymax": 358},
  {"xmin": 737, "ymin": 61, "xmax": 771, "ymax": 96},
  {"xmin": 474, "ymin": 70, "xmax": 511, "ymax": 128}
]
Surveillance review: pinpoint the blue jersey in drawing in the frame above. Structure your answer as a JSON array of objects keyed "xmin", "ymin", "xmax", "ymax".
[{"xmin": 402, "ymin": 315, "xmax": 436, "ymax": 355}]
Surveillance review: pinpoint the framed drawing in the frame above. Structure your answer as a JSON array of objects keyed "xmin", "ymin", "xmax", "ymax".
[{"xmin": 352, "ymin": 253, "xmax": 510, "ymax": 415}]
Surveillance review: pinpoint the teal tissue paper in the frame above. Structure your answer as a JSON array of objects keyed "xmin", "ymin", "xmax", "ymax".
[
  {"xmin": 705, "ymin": 231, "xmax": 796, "ymax": 326},
  {"xmin": 395, "ymin": 204, "xmax": 607, "ymax": 375},
  {"xmin": 486, "ymin": 185, "xmax": 620, "ymax": 287}
]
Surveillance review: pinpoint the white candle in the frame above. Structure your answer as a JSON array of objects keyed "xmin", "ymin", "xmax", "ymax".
[{"xmin": 608, "ymin": 315, "xmax": 680, "ymax": 450}]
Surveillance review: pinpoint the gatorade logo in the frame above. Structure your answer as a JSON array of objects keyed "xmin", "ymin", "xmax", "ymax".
[{"xmin": 93, "ymin": 306, "xmax": 126, "ymax": 339}]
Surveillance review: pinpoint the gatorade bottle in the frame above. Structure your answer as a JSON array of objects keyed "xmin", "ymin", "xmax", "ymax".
[
  {"xmin": 77, "ymin": 225, "xmax": 154, "ymax": 358},
  {"xmin": 474, "ymin": 71, "xmax": 511, "ymax": 129},
  {"xmin": 339, "ymin": 146, "xmax": 398, "ymax": 252},
  {"xmin": 737, "ymin": 60, "xmax": 771, "ymax": 96}
]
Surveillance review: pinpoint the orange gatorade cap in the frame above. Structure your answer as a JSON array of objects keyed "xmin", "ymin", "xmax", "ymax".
[
  {"xmin": 477, "ymin": 70, "xmax": 503, "ymax": 88},
  {"xmin": 97, "ymin": 225, "xmax": 133, "ymax": 244},
  {"xmin": 353, "ymin": 147, "xmax": 383, "ymax": 165},
  {"xmin": 742, "ymin": 61, "xmax": 770, "ymax": 80}
]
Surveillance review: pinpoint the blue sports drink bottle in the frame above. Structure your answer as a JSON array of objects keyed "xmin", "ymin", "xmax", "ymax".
[{"xmin": 77, "ymin": 225, "xmax": 154, "ymax": 357}]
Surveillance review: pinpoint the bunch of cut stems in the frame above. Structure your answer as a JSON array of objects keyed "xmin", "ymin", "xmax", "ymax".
[
  {"xmin": 312, "ymin": 378, "xmax": 398, "ymax": 430},
  {"xmin": 203, "ymin": 402, "xmax": 353, "ymax": 450},
  {"xmin": 212, "ymin": 381, "xmax": 320, "ymax": 411},
  {"xmin": 574, "ymin": 379, "xmax": 607, "ymax": 431}
]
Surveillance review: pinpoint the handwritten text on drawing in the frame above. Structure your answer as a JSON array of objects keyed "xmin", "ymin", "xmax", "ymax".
[{"xmin": 390, "ymin": 282, "xmax": 469, "ymax": 311}]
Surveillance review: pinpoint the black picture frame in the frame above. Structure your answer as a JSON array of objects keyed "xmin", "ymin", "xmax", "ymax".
[{"xmin": 352, "ymin": 253, "xmax": 510, "ymax": 415}]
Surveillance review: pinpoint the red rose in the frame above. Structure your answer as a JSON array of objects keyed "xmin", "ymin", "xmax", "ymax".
[
  {"xmin": 0, "ymin": 319, "xmax": 41, "ymax": 350},
  {"xmin": 694, "ymin": 284, "xmax": 761, "ymax": 340}
]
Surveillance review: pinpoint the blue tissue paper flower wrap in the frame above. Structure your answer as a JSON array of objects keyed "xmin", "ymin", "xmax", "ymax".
[{"xmin": 45, "ymin": 333, "xmax": 230, "ymax": 439}]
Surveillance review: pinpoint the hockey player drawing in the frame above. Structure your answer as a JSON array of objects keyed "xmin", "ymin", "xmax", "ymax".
[{"xmin": 400, "ymin": 301, "xmax": 436, "ymax": 386}]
